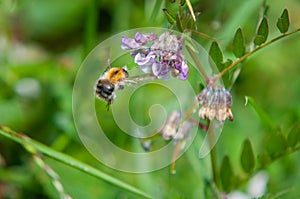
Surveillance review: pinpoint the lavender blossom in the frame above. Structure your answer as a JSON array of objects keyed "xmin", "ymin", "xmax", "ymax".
[
  {"xmin": 121, "ymin": 32, "xmax": 158, "ymax": 50},
  {"xmin": 121, "ymin": 31, "xmax": 189, "ymax": 80}
]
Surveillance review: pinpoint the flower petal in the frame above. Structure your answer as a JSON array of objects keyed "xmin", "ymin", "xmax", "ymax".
[
  {"xmin": 135, "ymin": 32, "xmax": 158, "ymax": 44},
  {"xmin": 121, "ymin": 36, "xmax": 142, "ymax": 50},
  {"xmin": 134, "ymin": 52, "xmax": 156, "ymax": 66},
  {"xmin": 178, "ymin": 60, "xmax": 189, "ymax": 80},
  {"xmin": 152, "ymin": 62, "xmax": 171, "ymax": 80},
  {"xmin": 139, "ymin": 65, "xmax": 152, "ymax": 74}
]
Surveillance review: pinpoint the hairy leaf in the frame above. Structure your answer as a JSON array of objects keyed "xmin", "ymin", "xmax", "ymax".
[
  {"xmin": 277, "ymin": 8, "xmax": 290, "ymax": 34},
  {"xmin": 163, "ymin": 8, "xmax": 176, "ymax": 25},
  {"xmin": 287, "ymin": 122, "xmax": 300, "ymax": 148},
  {"xmin": 220, "ymin": 156, "xmax": 234, "ymax": 192},
  {"xmin": 233, "ymin": 28, "xmax": 245, "ymax": 58},
  {"xmin": 254, "ymin": 17, "xmax": 269, "ymax": 45},
  {"xmin": 240, "ymin": 139, "xmax": 255, "ymax": 173},
  {"xmin": 179, "ymin": 11, "xmax": 199, "ymax": 30},
  {"xmin": 209, "ymin": 41, "xmax": 223, "ymax": 69},
  {"xmin": 175, "ymin": 13, "xmax": 184, "ymax": 32}
]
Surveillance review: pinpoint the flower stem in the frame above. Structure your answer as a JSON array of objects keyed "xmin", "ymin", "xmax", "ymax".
[
  {"xmin": 0, "ymin": 126, "xmax": 152, "ymax": 199},
  {"xmin": 215, "ymin": 28, "xmax": 300, "ymax": 80},
  {"xmin": 186, "ymin": 44, "xmax": 209, "ymax": 80},
  {"xmin": 207, "ymin": 124, "xmax": 221, "ymax": 189}
]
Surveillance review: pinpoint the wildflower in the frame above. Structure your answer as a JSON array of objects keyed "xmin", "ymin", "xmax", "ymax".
[
  {"xmin": 159, "ymin": 110, "xmax": 193, "ymax": 143},
  {"xmin": 173, "ymin": 120, "xmax": 193, "ymax": 145},
  {"xmin": 159, "ymin": 110, "xmax": 194, "ymax": 174},
  {"xmin": 159, "ymin": 110, "xmax": 181, "ymax": 140},
  {"xmin": 197, "ymin": 85, "xmax": 233, "ymax": 123},
  {"xmin": 121, "ymin": 31, "xmax": 189, "ymax": 80},
  {"xmin": 121, "ymin": 32, "xmax": 158, "ymax": 50}
]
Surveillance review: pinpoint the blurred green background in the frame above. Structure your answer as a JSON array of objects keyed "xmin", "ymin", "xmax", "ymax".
[{"xmin": 1, "ymin": 0, "xmax": 300, "ymax": 198}]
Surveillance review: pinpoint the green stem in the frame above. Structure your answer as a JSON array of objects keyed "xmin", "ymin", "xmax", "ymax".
[
  {"xmin": 186, "ymin": 44, "xmax": 208, "ymax": 80},
  {"xmin": 0, "ymin": 126, "xmax": 152, "ymax": 199},
  {"xmin": 207, "ymin": 124, "xmax": 221, "ymax": 189},
  {"xmin": 216, "ymin": 28, "xmax": 300, "ymax": 79}
]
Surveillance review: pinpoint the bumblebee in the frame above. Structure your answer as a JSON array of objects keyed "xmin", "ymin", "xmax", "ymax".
[{"xmin": 95, "ymin": 67, "xmax": 129, "ymax": 107}]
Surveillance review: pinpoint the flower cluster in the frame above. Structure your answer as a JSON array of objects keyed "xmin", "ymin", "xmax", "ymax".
[
  {"xmin": 159, "ymin": 110, "xmax": 192, "ymax": 144},
  {"xmin": 197, "ymin": 84, "xmax": 234, "ymax": 123},
  {"xmin": 121, "ymin": 31, "xmax": 189, "ymax": 80}
]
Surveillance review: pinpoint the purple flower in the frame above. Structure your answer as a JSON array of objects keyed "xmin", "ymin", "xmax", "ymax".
[
  {"xmin": 121, "ymin": 31, "xmax": 189, "ymax": 80},
  {"xmin": 151, "ymin": 32, "xmax": 181, "ymax": 53},
  {"xmin": 152, "ymin": 62, "xmax": 171, "ymax": 80},
  {"xmin": 121, "ymin": 32, "xmax": 158, "ymax": 50},
  {"xmin": 134, "ymin": 51, "xmax": 156, "ymax": 67}
]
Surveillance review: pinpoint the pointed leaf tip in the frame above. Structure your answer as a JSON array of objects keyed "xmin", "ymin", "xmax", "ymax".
[
  {"xmin": 209, "ymin": 41, "xmax": 223, "ymax": 69},
  {"xmin": 233, "ymin": 28, "xmax": 245, "ymax": 58},
  {"xmin": 163, "ymin": 8, "xmax": 176, "ymax": 25},
  {"xmin": 277, "ymin": 8, "xmax": 290, "ymax": 34},
  {"xmin": 240, "ymin": 139, "xmax": 255, "ymax": 173},
  {"xmin": 254, "ymin": 17, "xmax": 269, "ymax": 46},
  {"xmin": 220, "ymin": 156, "xmax": 234, "ymax": 192},
  {"xmin": 287, "ymin": 122, "xmax": 300, "ymax": 148}
]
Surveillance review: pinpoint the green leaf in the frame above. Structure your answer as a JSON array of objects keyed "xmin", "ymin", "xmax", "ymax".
[
  {"xmin": 220, "ymin": 156, "xmax": 234, "ymax": 192},
  {"xmin": 221, "ymin": 59, "xmax": 233, "ymax": 87},
  {"xmin": 257, "ymin": 151, "xmax": 271, "ymax": 168},
  {"xmin": 162, "ymin": 8, "xmax": 176, "ymax": 25},
  {"xmin": 266, "ymin": 132, "xmax": 288, "ymax": 159},
  {"xmin": 240, "ymin": 139, "xmax": 255, "ymax": 173},
  {"xmin": 179, "ymin": 11, "xmax": 199, "ymax": 30},
  {"xmin": 254, "ymin": 17, "xmax": 269, "ymax": 45},
  {"xmin": 276, "ymin": 8, "xmax": 290, "ymax": 34},
  {"xmin": 233, "ymin": 28, "xmax": 245, "ymax": 58},
  {"xmin": 175, "ymin": 13, "xmax": 184, "ymax": 32},
  {"xmin": 287, "ymin": 121, "xmax": 300, "ymax": 148},
  {"xmin": 222, "ymin": 59, "xmax": 233, "ymax": 68},
  {"xmin": 209, "ymin": 41, "xmax": 223, "ymax": 69}
]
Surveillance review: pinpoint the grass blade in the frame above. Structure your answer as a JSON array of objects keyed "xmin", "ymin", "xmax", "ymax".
[{"xmin": 0, "ymin": 126, "xmax": 152, "ymax": 199}]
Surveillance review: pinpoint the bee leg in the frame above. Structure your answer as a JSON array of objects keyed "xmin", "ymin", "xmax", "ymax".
[{"xmin": 106, "ymin": 102, "xmax": 110, "ymax": 111}]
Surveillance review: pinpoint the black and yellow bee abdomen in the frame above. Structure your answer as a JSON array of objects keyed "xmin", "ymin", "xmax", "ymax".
[{"xmin": 96, "ymin": 79, "xmax": 115, "ymax": 104}]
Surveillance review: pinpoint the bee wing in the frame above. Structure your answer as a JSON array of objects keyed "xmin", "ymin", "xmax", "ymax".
[{"xmin": 124, "ymin": 74, "xmax": 156, "ymax": 87}]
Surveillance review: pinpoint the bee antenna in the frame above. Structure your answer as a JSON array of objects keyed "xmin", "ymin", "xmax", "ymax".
[
  {"xmin": 107, "ymin": 56, "xmax": 111, "ymax": 69},
  {"xmin": 103, "ymin": 47, "xmax": 112, "ymax": 73}
]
